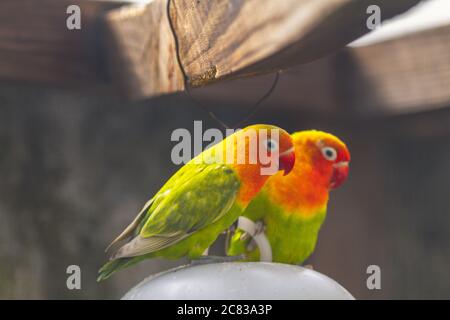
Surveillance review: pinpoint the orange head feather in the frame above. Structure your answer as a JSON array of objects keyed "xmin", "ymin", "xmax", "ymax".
[
  {"xmin": 223, "ymin": 124, "xmax": 295, "ymax": 205},
  {"xmin": 264, "ymin": 130, "xmax": 351, "ymax": 215}
]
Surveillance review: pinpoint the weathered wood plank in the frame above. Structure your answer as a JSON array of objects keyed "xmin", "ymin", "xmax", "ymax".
[
  {"xmin": 0, "ymin": 0, "xmax": 434, "ymax": 110},
  {"xmin": 341, "ymin": 24, "xmax": 450, "ymax": 116},
  {"xmin": 104, "ymin": 0, "xmax": 184, "ymax": 98},
  {"xmin": 196, "ymin": 24, "xmax": 450, "ymax": 117},
  {"xmin": 0, "ymin": 0, "xmax": 128, "ymax": 86},
  {"xmin": 104, "ymin": 0, "xmax": 421, "ymax": 98}
]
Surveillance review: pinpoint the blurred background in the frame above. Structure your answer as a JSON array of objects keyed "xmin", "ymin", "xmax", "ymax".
[{"xmin": 1, "ymin": 0, "xmax": 450, "ymax": 299}]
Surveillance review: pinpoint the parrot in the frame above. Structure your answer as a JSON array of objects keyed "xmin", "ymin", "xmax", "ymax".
[
  {"xmin": 226, "ymin": 130, "xmax": 350, "ymax": 265},
  {"xmin": 97, "ymin": 124, "xmax": 295, "ymax": 281}
]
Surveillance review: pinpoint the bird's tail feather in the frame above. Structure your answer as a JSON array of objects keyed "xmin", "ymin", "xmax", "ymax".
[{"xmin": 97, "ymin": 258, "xmax": 138, "ymax": 282}]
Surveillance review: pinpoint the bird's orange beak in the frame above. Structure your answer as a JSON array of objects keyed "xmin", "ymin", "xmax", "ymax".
[
  {"xmin": 279, "ymin": 147, "xmax": 295, "ymax": 176},
  {"xmin": 330, "ymin": 161, "xmax": 349, "ymax": 189}
]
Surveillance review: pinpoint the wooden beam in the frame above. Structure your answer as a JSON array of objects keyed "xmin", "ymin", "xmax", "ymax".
[
  {"xmin": 340, "ymin": 24, "xmax": 450, "ymax": 117},
  {"xmin": 0, "ymin": 0, "xmax": 129, "ymax": 87},
  {"xmin": 195, "ymin": 24, "xmax": 450, "ymax": 117},
  {"xmin": 104, "ymin": 0, "xmax": 421, "ymax": 98},
  {"xmin": 1, "ymin": 0, "xmax": 449, "ymax": 130},
  {"xmin": 104, "ymin": 0, "xmax": 185, "ymax": 98},
  {"xmin": 0, "ymin": 0, "xmax": 428, "ymax": 105}
]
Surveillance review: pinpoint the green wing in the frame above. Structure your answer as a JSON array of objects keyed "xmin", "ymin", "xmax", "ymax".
[
  {"xmin": 110, "ymin": 163, "xmax": 241, "ymax": 259},
  {"xmin": 105, "ymin": 162, "xmax": 211, "ymax": 251}
]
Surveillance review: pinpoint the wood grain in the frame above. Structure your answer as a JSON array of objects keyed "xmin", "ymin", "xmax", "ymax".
[
  {"xmin": 195, "ymin": 24, "xmax": 450, "ymax": 117},
  {"xmin": 1, "ymin": 0, "xmax": 442, "ymax": 117},
  {"xmin": 171, "ymin": 0, "xmax": 420, "ymax": 81},
  {"xmin": 0, "ymin": 0, "xmax": 128, "ymax": 86},
  {"xmin": 104, "ymin": 0, "xmax": 421, "ymax": 98},
  {"xmin": 341, "ymin": 25, "xmax": 450, "ymax": 116},
  {"xmin": 104, "ymin": 0, "xmax": 184, "ymax": 98}
]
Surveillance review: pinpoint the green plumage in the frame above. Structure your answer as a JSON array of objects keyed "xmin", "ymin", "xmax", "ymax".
[
  {"xmin": 227, "ymin": 190, "xmax": 326, "ymax": 264},
  {"xmin": 98, "ymin": 124, "xmax": 296, "ymax": 280},
  {"xmin": 98, "ymin": 159, "xmax": 242, "ymax": 281}
]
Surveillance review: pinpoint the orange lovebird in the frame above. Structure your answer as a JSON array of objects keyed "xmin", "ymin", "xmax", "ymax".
[
  {"xmin": 227, "ymin": 130, "xmax": 350, "ymax": 264},
  {"xmin": 98, "ymin": 125, "xmax": 295, "ymax": 280}
]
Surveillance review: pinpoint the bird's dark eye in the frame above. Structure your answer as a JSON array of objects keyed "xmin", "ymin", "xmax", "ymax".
[
  {"xmin": 266, "ymin": 139, "xmax": 279, "ymax": 152},
  {"xmin": 321, "ymin": 147, "xmax": 337, "ymax": 161}
]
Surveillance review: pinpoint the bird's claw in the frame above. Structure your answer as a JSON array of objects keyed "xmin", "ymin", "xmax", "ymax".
[
  {"xmin": 239, "ymin": 220, "xmax": 266, "ymax": 241},
  {"xmin": 254, "ymin": 221, "xmax": 266, "ymax": 236}
]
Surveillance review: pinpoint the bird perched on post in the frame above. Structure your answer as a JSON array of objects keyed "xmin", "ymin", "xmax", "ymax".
[
  {"xmin": 98, "ymin": 124, "xmax": 295, "ymax": 281},
  {"xmin": 227, "ymin": 130, "xmax": 350, "ymax": 265}
]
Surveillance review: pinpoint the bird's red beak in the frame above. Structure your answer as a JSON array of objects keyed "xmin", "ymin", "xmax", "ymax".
[
  {"xmin": 330, "ymin": 161, "xmax": 349, "ymax": 189},
  {"xmin": 279, "ymin": 148, "xmax": 295, "ymax": 176}
]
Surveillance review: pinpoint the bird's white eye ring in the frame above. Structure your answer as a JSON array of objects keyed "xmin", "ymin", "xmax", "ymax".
[
  {"xmin": 266, "ymin": 139, "xmax": 279, "ymax": 152},
  {"xmin": 321, "ymin": 147, "xmax": 337, "ymax": 161}
]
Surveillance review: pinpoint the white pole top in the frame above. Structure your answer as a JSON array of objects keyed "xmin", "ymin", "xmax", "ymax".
[{"xmin": 122, "ymin": 262, "xmax": 355, "ymax": 300}]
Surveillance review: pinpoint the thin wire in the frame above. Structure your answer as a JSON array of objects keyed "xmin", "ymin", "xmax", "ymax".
[
  {"xmin": 166, "ymin": 0, "xmax": 279, "ymax": 130},
  {"xmin": 232, "ymin": 72, "xmax": 279, "ymax": 129}
]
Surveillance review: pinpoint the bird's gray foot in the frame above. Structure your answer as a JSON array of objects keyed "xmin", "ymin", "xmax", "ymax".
[
  {"xmin": 254, "ymin": 221, "xmax": 266, "ymax": 235},
  {"xmin": 190, "ymin": 254, "xmax": 245, "ymax": 266},
  {"xmin": 246, "ymin": 241, "xmax": 257, "ymax": 251},
  {"xmin": 240, "ymin": 220, "xmax": 266, "ymax": 241}
]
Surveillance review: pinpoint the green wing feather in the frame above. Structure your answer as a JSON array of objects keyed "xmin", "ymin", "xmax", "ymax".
[{"xmin": 109, "ymin": 163, "xmax": 240, "ymax": 259}]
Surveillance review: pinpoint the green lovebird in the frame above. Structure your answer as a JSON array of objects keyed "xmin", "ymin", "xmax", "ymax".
[
  {"xmin": 227, "ymin": 130, "xmax": 350, "ymax": 265},
  {"xmin": 98, "ymin": 124, "xmax": 295, "ymax": 281}
]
